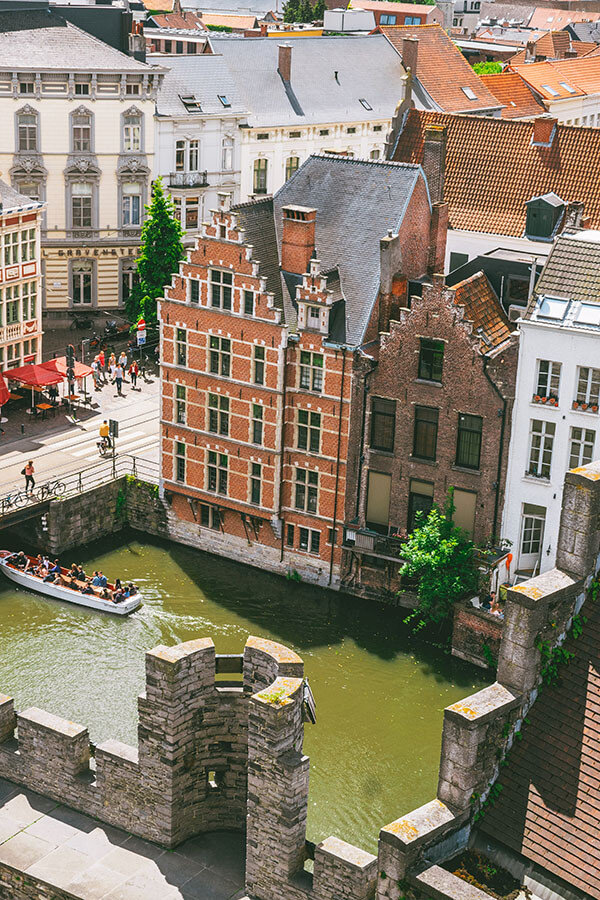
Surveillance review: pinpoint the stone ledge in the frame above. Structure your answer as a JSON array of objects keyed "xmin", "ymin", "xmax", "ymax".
[
  {"xmin": 147, "ymin": 636, "xmax": 215, "ymax": 664},
  {"xmin": 380, "ymin": 799, "xmax": 457, "ymax": 850},
  {"xmin": 253, "ymin": 677, "xmax": 303, "ymax": 708},
  {"xmin": 95, "ymin": 739, "xmax": 139, "ymax": 765},
  {"xmin": 317, "ymin": 835, "xmax": 377, "ymax": 871},
  {"xmin": 507, "ymin": 568, "xmax": 578, "ymax": 609},
  {"xmin": 245, "ymin": 636, "xmax": 303, "ymax": 666},
  {"xmin": 18, "ymin": 708, "xmax": 87, "ymax": 740},
  {"xmin": 413, "ymin": 864, "xmax": 493, "ymax": 899},
  {"xmin": 445, "ymin": 683, "xmax": 520, "ymax": 726}
]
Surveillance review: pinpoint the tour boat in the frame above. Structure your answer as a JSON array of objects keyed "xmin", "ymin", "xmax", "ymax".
[{"xmin": 0, "ymin": 551, "xmax": 141, "ymax": 615}]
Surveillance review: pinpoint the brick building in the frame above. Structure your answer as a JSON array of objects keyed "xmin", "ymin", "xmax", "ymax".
[
  {"xmin": 159, "ymin": 154, "xmax": 446, "ymax": 587},
  {"xmin": 342, "ymin": 272, "xmax": 518, "ymax": 602}
]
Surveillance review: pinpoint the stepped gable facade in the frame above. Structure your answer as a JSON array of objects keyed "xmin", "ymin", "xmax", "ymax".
[{"xmin": 158, "ymin": 154, "xmax": 446, "ymax": 587}]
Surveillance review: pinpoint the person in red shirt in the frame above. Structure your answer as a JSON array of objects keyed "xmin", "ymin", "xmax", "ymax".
[
  {"xmin": 129, "ymin": 361, "xmax": 139, "ymax": 389},
  {"xmin": 97, "ymin": 349, "xmax": 107, "ymax": 385}
]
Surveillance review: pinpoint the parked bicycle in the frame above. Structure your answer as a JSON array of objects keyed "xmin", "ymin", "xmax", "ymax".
[
  {"xmin": 0, "ymin": 490, "xmax": 31, "ymax": 511},
  {"xmin": 36, "ymin": 480, "xmax": 67, "ymax": 502}
]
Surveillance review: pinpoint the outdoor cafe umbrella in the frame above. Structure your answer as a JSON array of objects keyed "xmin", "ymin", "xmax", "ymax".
[
  {"xmin": 41, "ymin": 356, "xmax": 94, "ymax": 404},
  {"xmin": 5, "ymin": 363, "xmax": 64, "ymax": 414},
  {"xmin": 0, "ymin": 372, "xmax": 9, "ymax": 424}
]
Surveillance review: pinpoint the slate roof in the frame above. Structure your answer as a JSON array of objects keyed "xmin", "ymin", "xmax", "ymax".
[
  {"xmin": 479, "ymin": 597, "xmax": 600, "ymax": 899},
  {"xmin": 0, "ymin": 179, "xmax": 44, "ymax": 215},
  {"xmin": 512, "ymin": 55, "xmax": 600, "ymax": 99},
  {"xmin": 0, "ymin": 8, "xmax": 153, "ymax": 71},
  {"xmin": 527, "ymin": 230, "xmax": 600, "ymax": 309},
  {"xmin": 210, "ymin": 34, "xmax": 407, "ymax": 127},
  {"xmin": 479, "ymin": 2, "xmax": 534, "ymax": 26},
  {"xmin": 379, "ymin": 24, "xmax": 502, "ymax": 114},
  {"xmin": 391, "ymin": 109, "xmax": 600, "ymax": 237},
  {"xmin": 451, "ymin": 272, "xmax": 514, "ymax": 350},
  {"xmin": 480, "ymin": 72, "xmax": 546, "ymax": 118},
  {"xmin": 155, "ymin": 55, "xmax": 246, "ymax": 117},
  {"xmin": 568, "ymin": 20, "xmax": 600, "ymax": 43},
  {"xmin": 274, "ymin": 155, "xmax": 424, "ymax": 344},
  {"xmin": 234, "ymin": 155, "xmax": 425, "ymax": 345}
]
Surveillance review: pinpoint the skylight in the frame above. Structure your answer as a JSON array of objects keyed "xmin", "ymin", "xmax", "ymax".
[
  {"xmin": 359, "ymin": 98, "xmax": 373, "ymax": 110},
  {"xmin": 575, "ymin": 303, "xmax": 600, "ymax": 326},
  {"xmin": 179, "ymin": 94, "xmax": 202, "ymax": 111},
  {"xmin": 218, "ymin": 94, "xmax": 231, "ymax": 107},
  {"xmin": 538, "ymin": 296, "xmax": 569, "ymax": 320},
  {"xmin": 559, "ymin": 82, "xmax": 577, "ymax": 94},
  {"xmin": 541, "ymin": 84, "xmax": 560, "ymax": 96},
  {"xmin": 461, "ymin": 86, "xmax": 478, "ymax": 100}
]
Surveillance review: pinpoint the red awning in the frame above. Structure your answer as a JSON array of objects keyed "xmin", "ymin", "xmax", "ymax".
[
  {"xmin": 41, "ymin": 357, "xmax": 94, "ymax": 379},
  {"xmin": 4, "ymin": 364, "xmax": 63, "ymax": 387},
  {"xmin": 0, "ymin": 372, "xmax": 9, "ymax": 407}
]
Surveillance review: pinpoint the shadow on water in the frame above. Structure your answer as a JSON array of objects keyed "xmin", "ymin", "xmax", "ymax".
[{"xmin": 60, "ymin": 528, "xmax": 479, "ymax": 688}]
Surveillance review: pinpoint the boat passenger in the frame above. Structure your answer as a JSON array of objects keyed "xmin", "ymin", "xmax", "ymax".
[
  {"xmin": 43, "ymin": 571, "xmax": 56, "ymax": 583},
  {"xmin": 98, "ymin": 571, "xmax": 108, "ymax": 587},
  {"xmin": 75, "ymin": 565, "xmax": 86, "ymax": 583},
  {"xmin": 91, "ymin": 571, "xmax": 102, "ymax": 586},
  {"xmin": 69, "ymin": 563, "xmax": 78, "ymax": 578},
  {"xmin": 113, "ymin": 589, "xmax": 124, "ymax": 603},
  {"xmin": 114, "ymin": 578, "xmax": 122, "ymax": 591},
  {"xmin": 128, "ymin": 582, "xmax": 137, "ymax": 596},
  {"xmin": 50, "ymin": 560, "xmax": 61, "ymax": 575},
  {"xmin": 14, "ymin": 551, "xmax": 28, "ymax": 569},
  {"xmin": 80, "ymin": 584, "xmax": 95, "ymax": 595},
  {"xmin": 100, "ymin": 587, "xmax": 113, "ymax": 601}
]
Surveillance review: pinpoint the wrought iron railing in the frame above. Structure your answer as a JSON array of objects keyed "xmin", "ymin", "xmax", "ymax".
[
  {"xmin": 0, "ymin": 454, "xmax": 159, "ymax": 517},
  {"xmin": 168, "ymin": 171, "xmax": 208, "ymax": 188}
]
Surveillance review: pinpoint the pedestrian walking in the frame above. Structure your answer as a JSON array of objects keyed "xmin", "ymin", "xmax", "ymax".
[
  {"xmin": 98, "ymin": 349, "xmax": 107, "ymax": 384},
  {"xmin": 129, "ymin": 360, "xmax": 139, "ymax": 389},
  {"xmin": 114, "ymin": 364, "xmax": 124, "ymax": 396},
  {"xmin": 91, "ymin": 358, "xmax": 101, "ymax": 390},
  {"xmin": 108, "ymin": 353, "xmax": 117, "ymax": 383},
  {"xmin": 118, "ymin": 351, "xmax": 128, "ymax": 381},
  {"xmin": 23, "ymin": 460, "xmax": 35, "ymax": 494}
]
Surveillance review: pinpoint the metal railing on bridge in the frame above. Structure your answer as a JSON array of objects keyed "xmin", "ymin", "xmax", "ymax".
[{"xmin": 0, "ymin": 455, "xmax": 159, "ymax": 518}]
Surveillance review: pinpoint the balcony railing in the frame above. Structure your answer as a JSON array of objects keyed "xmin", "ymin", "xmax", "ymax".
[
  {"xmin": 168, "ymin": 171, "xmax": 208, "ymax": 188},
  {"xmin": 342, "ymin": 525, "xmax": 408, "ymax": 561},
  {"xmin": 0, "ymin": 322, "xmax": 24, "ymax": 342}
]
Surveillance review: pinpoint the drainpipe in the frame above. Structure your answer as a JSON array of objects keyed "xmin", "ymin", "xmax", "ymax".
[
  {"xmin": 355, "ymin": 362, "xmax": 373, "ymax": 521},
  {"xmin": 483, "ymin": 356, "xmax": 507, "ymax": 542},
  {"xmin": 328, "ymin": 347, "xmax": 347, "ymax": 586},
  {"xmin": 278, "ymin": 343, "xmax": 289, "ymax": 562}
]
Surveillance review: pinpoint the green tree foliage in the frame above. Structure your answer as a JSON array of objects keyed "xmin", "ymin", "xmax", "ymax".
[
  {"xmin": 473, "ymin": 61, "xmax": 503, "ymax": 74},
  {"xmin": 127, "ymin": 177, "xmax": 184, "ymax": 325},
  {"xmin": 400, "ymin": 489, "xmax": 479, "ymax": 630},
  {"xmin": 282, "ymin": 0, "xmax": 324, "ymax": 22}
]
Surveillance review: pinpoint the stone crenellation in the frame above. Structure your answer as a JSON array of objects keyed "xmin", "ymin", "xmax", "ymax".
[{"xmin": 2, "ymin": 462, "xmax": 600, "ymax": 900}]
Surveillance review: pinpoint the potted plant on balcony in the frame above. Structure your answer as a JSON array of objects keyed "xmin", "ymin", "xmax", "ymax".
[
  {"xmin": 593, "ymin": 405, "xmax": 599, "ymax": 413},
  {"xmin": 533, "ymin": 394, "xmax": 541, "ymax": 403},
  {"xmin": 573, "ymin": 400, "xmax": 579, "ymax": 410},
  {"xmin": 582, "ymin": 403, "xmax": 589, "ymax": 411}
]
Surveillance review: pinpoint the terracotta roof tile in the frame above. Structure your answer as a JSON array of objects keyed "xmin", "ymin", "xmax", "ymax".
[
  {"xmin": 511, "ymin": 55, "xmax": 600, "ymax": 98},
  {"xmin": 150, "ymin": 10, "xmax": 205, "ymax": 29},
  {"xmin": 392, "ymin": 110, "xmax": 600, "ymax": 236},
  {"xmin": 379, "ymin": 24, "xmax": 502, "ymax": 113},
  {"xmin": 528, "ymin": 6, "xmax": 600, "ymax": 30},
  {"xmin": 479, "ymin": 598, "xmax": 600, "ymax": 899},
  {"xmin": 451, "ymin": 272, "xmax": 514, "ymax": 351},
  {"xmin": 480, "ymin": 72, "xmax": 546, "ymax": 118},
  {"xmin": 200, "ymin": 12, "xmax": 257, "ymax": 28}
]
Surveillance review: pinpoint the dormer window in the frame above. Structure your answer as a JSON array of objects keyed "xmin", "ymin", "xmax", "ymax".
[
  {"xmin": 525, "ymin": 193, "xmax": 565, "ymax": 239},
  {"xmin": 307, "ymin": 306, "xmax": 320, "ymax": 328}
]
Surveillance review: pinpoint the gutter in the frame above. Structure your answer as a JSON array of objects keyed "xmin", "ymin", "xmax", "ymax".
[{"xmin": 482, "ymin": 354, "xmax": 507, "ymax": 542}]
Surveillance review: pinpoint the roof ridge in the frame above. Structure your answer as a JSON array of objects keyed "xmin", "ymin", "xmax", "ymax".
[
  {"xmin": 310, "ymin": 152, "xmax": 420, "ymax": 170},
  {"xmin": 232, "ymin": 196, "xmax": 273, "ymax": 212}
]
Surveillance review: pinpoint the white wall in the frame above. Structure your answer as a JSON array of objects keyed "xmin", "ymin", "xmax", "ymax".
[
  {"xmin": 446, "ymin": 229, "xmax": 554, "ymax": 271},
  {"xmin": 501, "ymin": 319, "xmax": 600, "ymax": 576}
]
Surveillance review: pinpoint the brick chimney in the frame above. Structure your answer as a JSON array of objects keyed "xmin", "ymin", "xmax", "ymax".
[
  {"xmin": 531, "ymin": 115, "xmax": 557, "ymax": 148},
  {"xmin": 402, "ymin": 36, "xmax": 418, "ymax": 75},
  {"xmin": 428, "ymin": 201, "xmax": 449, "ymax": 275},
  {"xmin": 422, "ymin": 124, "xmax": 447, "ymax": 203},
  {"xmin": 278, "ymin": 43, "xmax": 292, "ymax": 82},
  {"xmin": 281, "ymin": 206, "xmax": 316, "ymax": 274}
]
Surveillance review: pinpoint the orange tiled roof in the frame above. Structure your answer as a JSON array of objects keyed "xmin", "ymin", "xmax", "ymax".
[
  {"xmin": 480, "ymin": 72, "xmax": 546, "ymax": 118},
  {"xmin": 480, "ymin": 598, "xmax": 600, "ymax": 900},
  {"xmin": 378, "ymin": 24, "xmax": 502, "ymax": 113},
  {"xmin": 141, "ymin": 0, "xmax": 173, "ymax": 10},
  {"xmin": 528, "ymin": 6, "xmax": 600, "ymax": 30},
  {"xmin": 451, "ymin": 272, "xmax": 513, "ymax": 351},
  {"xmin": 513, "ymin": 55, "xmax": 600, "ymax": 98},
  {"xmin": 392, "ymin": 109, "xmax": 600, "ymax": 236},
  {"xmin": 150, "ymin": 10, "xmax": 205, "ymax": 29},
  {"xmin": 584, "ymin": 43, "xmax": 600, "ymax": 57},
  {"xmin": 350, "ymin": 0, "xmax": 438, "ymax": 13}
]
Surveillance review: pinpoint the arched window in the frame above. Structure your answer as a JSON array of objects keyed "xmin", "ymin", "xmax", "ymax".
[
  {"xmin": 285, "ymin": 156, "xmax": 300, "ymax": 181},
  {"xmin": 222, "ymin": 136, "xmax": 234, "ymax": 171},
  {"xmin": 370, "ymin": 148, "xmax": 381, "ymax": 161},
  {"xmin": 70, "ymin": 107, "xmax": 93, "ymax": 153},
  {"xmin": 123, "ymin": 110, "xmax": 142, "ymax": 152},
  {"xmin": 253, "ymin": 158, "xmax": 268, "ymax": 194}
]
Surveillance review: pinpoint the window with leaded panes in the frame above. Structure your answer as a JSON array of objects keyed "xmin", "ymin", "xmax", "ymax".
[
  {"xmin": 456, "ymin": 414, "xmax": 482, "ymax": 470},
  {"xmin": 295, "ymin": 468, "xmax": 318, "ymax": 513},
  {"xmin": 176, "ymin": 328, "xmax": 187, "ymax": 366},
  {"xmin": 244, "ymin": 291, "xmax": 254, "ymax": 316},
  {"xmin": 297, "ymin": 409, "xmax": 321, "ymax": 453},
  {"xmin": 299, "ymin": 351, "xmax": 323, "ymax": 392},
  {"xmin": 250, "ymin": 463, "xmax": 261, "ymax": 505},
  {"xmin": 528, "ymin": 419, "xmax": 555, "ymax": 478},
  {"xmin": 210, "ymin": 269, "xmax": 233, "ymax": 310},
  {"xmin": 536, "ymin": 359, "xmax": 561, "ymax": 400},
  {"xmin": 175, "ymin": 441, "xmax": 186, "ymax": 483},
  {"xmin": 175, "ymin": 384, "xmax": 186, "ymax": 424},
  {"xmin": 299, "ymin": 527, "xmax": 320, "ymax": 554},
  {"xmin": 208, "ymin": 394, "xmax": 229, "ymax": 435},
  {"xmin": 569, "ymin": 426, "xmax": 595, "ymax": 469},
  {"xmin": 209, "ymin": 336, "xmax": 230, "ymax": 376},
  {"xmin": 253, "ymin": 345, "xmax": 264, "ymax": 384},
  {"xmin": 207, "ymin": 450, "xmax": 228, "ymax": 495},
  {"xmin": 413, "ymin": 407, "xmax": 438, "ymax": 460},
  {"xmin": 418, "ymin": 339, "xmax": 444, "ymax": 382},
  {"xmin": 370, "ymin": 397, "xmax": 396, "ymax": 452},
  {"xmin": 252, "ymin": 404, "xmax": 263, "ymax": 444},
  {"xmin": 576, "ymin": 366, "xmax": 600, "ymax": 406}
]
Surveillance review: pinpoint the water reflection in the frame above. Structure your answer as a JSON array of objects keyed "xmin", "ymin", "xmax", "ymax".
[{"xmin": 0, "ymin": 531, "xmax": 487, "ymax": 852}]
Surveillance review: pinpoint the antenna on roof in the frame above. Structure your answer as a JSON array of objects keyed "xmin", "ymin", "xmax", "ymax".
[{"xmin": 334, "ymin": 70, "xmax": 340, "ymax": 84}]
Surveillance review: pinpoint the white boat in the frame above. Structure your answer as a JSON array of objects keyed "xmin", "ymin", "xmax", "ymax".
[{"xmin": 0, "ymin": 551, "xmax": 141, "ymax": 615}]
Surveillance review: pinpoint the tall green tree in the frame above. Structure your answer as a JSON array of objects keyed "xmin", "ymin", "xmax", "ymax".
[
  {"xmin": 399, "ymin": 489, "xmax": 479, "ymax": 632},
  {"xmin": 126, "ymin": 177, "xmax": 185, "ymax": 324},
  {"xmin": 313, "ymin": 0, "xmax": 326, "ymax": 19},
  {"xmin": 283, "ymin": 0, "xmax": 299, "ymax": 22}
]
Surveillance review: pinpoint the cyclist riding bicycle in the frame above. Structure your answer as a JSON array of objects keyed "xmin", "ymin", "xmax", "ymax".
[{"xmin": 98, "ymin": 420, "xmax": 112, "ymax": 452}]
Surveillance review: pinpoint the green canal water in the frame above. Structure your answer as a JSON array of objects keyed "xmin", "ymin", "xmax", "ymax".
[{"xmin": 0, "ymin": 534, "xmax": 487, "ymax": 853}]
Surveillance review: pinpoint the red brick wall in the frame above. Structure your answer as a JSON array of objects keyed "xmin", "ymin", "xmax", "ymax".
[{"xmin": 159, "ymin": 208, "xmax": 352, "ymax": 581}]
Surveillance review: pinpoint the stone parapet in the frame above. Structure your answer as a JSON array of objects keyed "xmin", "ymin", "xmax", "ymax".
[{"xmin": 451, "ymin": 603, "xmax": 502, "ymax": 669}]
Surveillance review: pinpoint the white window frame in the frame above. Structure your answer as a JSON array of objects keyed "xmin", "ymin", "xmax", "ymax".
[{"xmin": 527, "ymin": 419, "xmax": 555, "ymax": 479}]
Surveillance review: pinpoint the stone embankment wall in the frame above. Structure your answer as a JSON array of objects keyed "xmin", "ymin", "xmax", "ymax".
[{"xmin": 451, "ymin": 603, "xmax": 503, "ymax": 669}]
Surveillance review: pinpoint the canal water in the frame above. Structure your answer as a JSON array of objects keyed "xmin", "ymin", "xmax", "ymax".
[{"xmin": 0, "ymin": 534, "xmax": 487, "ymax": 853}]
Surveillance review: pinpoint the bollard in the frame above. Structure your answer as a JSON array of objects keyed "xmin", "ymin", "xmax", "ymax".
[{"xmin": 20, "ymin": 423, "xmax": 25, "ymax": 435}]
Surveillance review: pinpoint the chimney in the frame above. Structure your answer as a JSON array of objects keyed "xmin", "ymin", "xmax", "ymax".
[
  {"xmin": 281, "ymin": 205, "xmax": 316, "ymax": 274},
  {"xmin": 379, "ymin": 230, "xmax": 402, "ymax": 296},
  {"xmin": 563, "ymin": 200, "xmax": 584, "ymax": 232},
  {"xmin": 564, "ymin": 48, "xmax": 577, "ymax": 58},
  {"xmin": 129, "ymin": 27, "xmax": 146, "ymax": 63},
  {"xmin": 531, "ymin": 115, "xmax": 557, "ymax": 148},
  {"xmin": 422, "ymin": 124, "xmax": 447, "ymax": 203},
  {"xmin": 402, "ymin": 36, "xmax": 418, "ymax": 75},
  {"xmin": 260, "ymin": 22, "xmax": 268, "ymax": 35},
  {"xmin": 428, "ymin": 201, "xmax": 449, "ymax": 275},
  {"xmin": 278, "ymin": 43, "xmax": 292, "ymax": 82}
]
